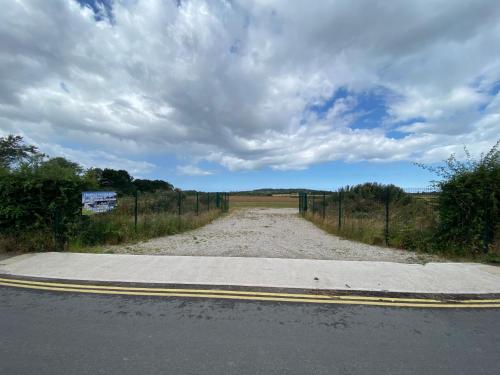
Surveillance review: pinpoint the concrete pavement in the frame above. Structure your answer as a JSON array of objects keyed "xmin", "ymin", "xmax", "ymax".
[{"xmin": 1, "ymin": 252, "xmax": 499, "ymax": 294}]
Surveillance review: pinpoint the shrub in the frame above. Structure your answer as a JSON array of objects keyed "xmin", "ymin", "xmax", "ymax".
[
  {"xmin": 431, "ymin": 142, "xmax": 499, "ymax": 255},
  {"xmin": 0, "ymin": 167, "xmax": 87, "ymax": 251}
]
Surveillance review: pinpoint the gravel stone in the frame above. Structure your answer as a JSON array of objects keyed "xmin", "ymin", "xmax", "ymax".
[{"xmin": 112, "ymin": 208, "xmax": 441, "ymax": 263}]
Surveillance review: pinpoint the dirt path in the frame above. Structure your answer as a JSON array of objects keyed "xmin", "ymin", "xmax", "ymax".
[{"xmin": 112, "ymin": 208, "xmax": 440, "ymax": 263}]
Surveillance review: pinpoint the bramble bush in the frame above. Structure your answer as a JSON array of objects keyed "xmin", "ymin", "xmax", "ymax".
[
  {"xmin": 429, "ymin": 142, "xmax": 499, "ymax": 256},
  {"xmin": 0, "ymin": 159, "xmax": 89, "ymax": 251}
]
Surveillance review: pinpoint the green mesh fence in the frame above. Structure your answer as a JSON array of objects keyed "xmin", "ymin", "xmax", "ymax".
[{"xmin": 300, "ymin": 187, "xmax": 440, "ymax": 249}]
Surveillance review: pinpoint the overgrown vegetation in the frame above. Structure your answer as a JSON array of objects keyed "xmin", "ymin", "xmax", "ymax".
[
  {"xmin": 425, "ymin": 142, "xmax": 499, "ymax": 257},
  {"xmin": 2, "ymin": 134, "xmax": 498, "ymax": 261},
  {"xmin": 0, "ymin": 135, "xmax": 221, "ymax": 253},
  {"xmin": 70, "ymin": 209, "xmax": 221, "ymax": 250},
  {"xmin": 303, "ymin": 142, "xmax": 499, "ymax": 261},
  {"xmin": 304, "ymin": 184, "xmax": 435, "ymax": 247}
]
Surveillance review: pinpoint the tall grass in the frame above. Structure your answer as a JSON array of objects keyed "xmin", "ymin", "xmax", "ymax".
[
  {"xmin": 69, "ymin": 210, "xmax": 222, "ymax": 249},
  {"xmin": 66, "ymin": 191, "xmax": 226, "ymax": 249},
  {"xmin": 0, "ymin": 210, "xmax": 223, "ymax": 253},
  {"xmin": 0, "ymin": 231, "xmax": 55, "ymax": 253},
  {"xmin": 0, "ymin": 190, "xmax": 225, "ymax": 253},
  {"xmin": 304, "ymin": 195, "xmax": 438, "ymax": 252},
  {"xmin": 305, "ymin": 212, "xmax": 387, "ymax": 246}
]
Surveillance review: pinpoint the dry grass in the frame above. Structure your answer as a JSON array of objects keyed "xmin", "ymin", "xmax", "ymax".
[
  {"xmin": 229, "ymin": 195, "xmax": 298, "ymax": 208},
  {"xmin": 69, "ymin": 209, "xmax": 224, "ymax": 250},
  {"xmin": 304, "ymin": 212, "xmax": 387, "ymax": 246}
]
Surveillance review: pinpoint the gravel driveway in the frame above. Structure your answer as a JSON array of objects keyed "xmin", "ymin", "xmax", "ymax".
[{"xmin": 113, "ymin": 208, "xmax": 440, "ymax": 263}]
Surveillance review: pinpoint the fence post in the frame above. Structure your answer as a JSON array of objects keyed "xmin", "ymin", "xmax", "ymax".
[
  {"xmin": 304, "ymin": 192, "xmax": 308, "ymax": 212},
  {"xmin": 483, "ymin": 185, "xmax": 491, "ymax": 254},
  {"xmin": 322, "ymin": 192, "xmax": 326, "ymax": 219},
  {"xmin": 134, "ymin": 190, "xmax": 138, "ymax": 231},
  {"xmin": 385, "ymin": 187, "xmax": 390, "ymax": 246},
  {"xmin": 338, "ymin": 189, "xmax": 342, "ymax": 230},
  {"xmin": 196, "ymin": 192, "xmax": 199, "ymax": 216},
  {"xmin": 207, "ymin": 192, "xmax": 210, "ymax": 211},
  {"xmin": 177, "ymin": 190, "xmax": 182, "ymax": 216},
  {"xmin": 53, "ymin": 207, "xmax": 59, "ymax": 250},
  {"xmin": 312, "ymin": 194, "xmax": 315, "ymax": 215}
]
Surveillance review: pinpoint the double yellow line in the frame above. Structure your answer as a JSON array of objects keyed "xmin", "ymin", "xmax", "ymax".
[{"xmin": 1, "ymin": 277, "xmax": 499, "ymax": 308}]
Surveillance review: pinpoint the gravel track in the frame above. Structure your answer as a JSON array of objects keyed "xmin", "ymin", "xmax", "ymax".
[{"xmin": 113, "ymin": 208, "xmax": 440, "ymax": 263}]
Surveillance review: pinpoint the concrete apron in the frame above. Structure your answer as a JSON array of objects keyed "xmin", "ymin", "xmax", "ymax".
[{"xmin": 1, "ymin": 252, "xmax": 499, "ymax": 295}]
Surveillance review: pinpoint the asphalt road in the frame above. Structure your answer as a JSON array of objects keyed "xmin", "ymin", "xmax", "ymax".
[{"xmin": 1, "ymin": 286, "xmax": 499, "ymax": 375}]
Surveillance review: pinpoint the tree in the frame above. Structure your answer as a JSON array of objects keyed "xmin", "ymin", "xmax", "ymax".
[
  {"xmin": 83, "ymin": 168, "xmax": 103, "ymax": 190},
  {"xmin": 0, "ymin": 135, "xmax": 44, "ymax": 170},
  {"xmin": 38, "ymin": 157, "xmax": 84, "ymax": 178},
  {"xmin": 133, "ymin": 179, "xmax": 174, "ymax": 193},
  {"xmin": 99, "ymin": 168, "xmax": 135, "ymax": 195},
  {"xmin": 346, "ymin": 182, "xmax": 406, "ymax": 202}
]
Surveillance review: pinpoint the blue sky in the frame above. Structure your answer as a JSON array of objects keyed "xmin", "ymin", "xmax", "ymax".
[
  {"xmin": 169, "ymin": 161, "xmax": 437, "ymax": 192},
  {"xmin": 1, "ymin": 0, "xmax": 499, "ymax": 191}
]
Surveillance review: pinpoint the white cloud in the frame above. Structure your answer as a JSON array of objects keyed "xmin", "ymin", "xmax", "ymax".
[
  {"xmin": 177, "ymin": 164, "xmax": 214, "ymax": 176},
  {"xmin": 0, "ymin": 0, "xmax": 499, "ymax": 173},
  {"xmin": 37, "ymin": 142, "xmax": 156, "ymax": 177}
]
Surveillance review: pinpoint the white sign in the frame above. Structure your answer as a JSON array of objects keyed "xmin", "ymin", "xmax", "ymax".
[{"xmin": 82, "ymin": 191, "xmax": 117, "ymax": 214}]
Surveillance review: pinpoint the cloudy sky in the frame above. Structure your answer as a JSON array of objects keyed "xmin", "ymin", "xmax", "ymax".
[{"xmin": 1, "ymin": 0, "xmax": 499, "ymax": 190}]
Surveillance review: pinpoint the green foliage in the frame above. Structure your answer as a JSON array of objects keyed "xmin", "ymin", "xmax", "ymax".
[
  {"xmin": 0, "ymin": 134, "xmax": 45, "ymax": 170},
  {"xmin": 133, "ymin": 179, "xmax": 174, "ymax": 193},
  {"xmin": 0, "ymin": 157, "xmax": 88, "ymax": 251},
  {"xmin": 430, "ymin": 142, "xmax": 500, "ymax": 255},
  {"xmin": 343, "ymin": 182, "xmax": 406, "ymax": 203},
  {"xmin": 38, "ymin": 157, "xmax": 84, "ymax": 177},
  {"xmin": 0, "ymin": 134, "xmax": 215, "ymax": 253},
  {"xmin": 310, "ymin": 142, "xmax": 500, "ymax": 258},
  {"xmin": 99, "ymin": 168, "xmax": 135, "ymax": 196},
  {"xmin": 82, "ymin": 168, "xmax": 174, "ymax": 196}
]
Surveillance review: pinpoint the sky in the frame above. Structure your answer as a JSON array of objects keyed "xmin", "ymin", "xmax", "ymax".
[{"xmin": 0, "ymin": 0, "xmax": 499, "ymax": 191}]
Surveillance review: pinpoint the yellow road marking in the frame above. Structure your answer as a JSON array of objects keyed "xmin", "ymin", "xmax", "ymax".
[
  {"xmin": 1, "ymin": 280, "xmax": 499, "ymax": 309},
  {"xmin": 3, "ymin": 277, "xmax": 500, "ymax": 304},
  {"xmin": 0, "ymin": 277, "xmax": 444, "ymax": 303}
]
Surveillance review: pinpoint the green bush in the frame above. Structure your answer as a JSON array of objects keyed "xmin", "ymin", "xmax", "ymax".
[
  {"xmin": 0, "ymin": 166, "xmax": 86, "ymax": 251},
  {"xmin": 432, "ymin": 143, "xmax": 499, "ymax": 256},
  {"xmin": 0, "ymin": 135, "xmax": 207, "ymax": 253}
]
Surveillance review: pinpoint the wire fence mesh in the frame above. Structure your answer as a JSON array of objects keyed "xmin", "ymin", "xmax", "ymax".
[
  {"xmin": 68, "ymin": 191, "xmax": 229, "ymax": 248},
  {"xmin": 299, "ymin": 187, "xmax": 441, "ymax": 250}
]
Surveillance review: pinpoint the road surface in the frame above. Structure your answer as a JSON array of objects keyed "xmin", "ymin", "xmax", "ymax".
[{"xmin": 1, "ymin": 286, "xmax": 499, "ymax": 375}]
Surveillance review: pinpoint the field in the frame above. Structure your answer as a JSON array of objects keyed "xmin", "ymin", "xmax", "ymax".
[{"xmin": 229, "ymin": 195, "xmax": 298, "ymax": 208}]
